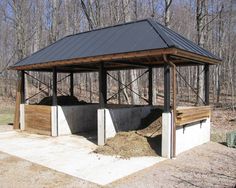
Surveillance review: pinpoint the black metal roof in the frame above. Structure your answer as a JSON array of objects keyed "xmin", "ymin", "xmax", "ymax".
[{"xmin": 12, "ymin": 18, "xmax": 220, "ymax": 68}]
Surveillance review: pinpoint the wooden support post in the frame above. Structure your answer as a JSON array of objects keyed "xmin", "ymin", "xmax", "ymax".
[
  {"xmin": 164, "ymin": 64, "xmax": 170, "ymax": 112},
  {"xmin": 70, "ymin": 72, "xmax": 74, "ymax": 96},
  {"xmin": 148, "ymin": 67, "xmax": 153, "ymax": 105},
  {"xmin": 52, "ymin": 68, "xmax": 57, "ymax": 106},
  {"xmin": 20, "ymin": 70, "xmax": 25, "ymax": 104},
  {"xmin": 99, "ymin": 62, "xmax": 107, "ymax": 108},
  {"xmin": 13, "ymin": 71, "xmax": 23, "ymax": 129},
  {"xmin": 204, "ymin": 64, "xmax": 209, "ymax": 105}
]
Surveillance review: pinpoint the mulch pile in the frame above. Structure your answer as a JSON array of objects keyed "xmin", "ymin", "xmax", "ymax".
[{"xmin": 94, "ymin": 109, "xmax": 163, "ymax": 158}]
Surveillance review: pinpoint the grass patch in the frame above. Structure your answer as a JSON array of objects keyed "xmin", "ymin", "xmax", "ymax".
[
  {"xmin": 0, "ymin": 107, "xmax": 14, "ymax": 125},
  {"xmin": 0, "ymin": 114, "xmax": 14, "ymax": 125}
]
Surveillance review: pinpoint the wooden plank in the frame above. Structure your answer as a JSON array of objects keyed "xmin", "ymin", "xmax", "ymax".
[
  {"xmin": 176, "ymin": 106, "xmax": 211, "ymax": 126},
  {"xmin": 13, "ymin": 79, "xmax": 21, "ymax": 129},
  {"xmin": 177, "ymin": 110, "xmax": 210, "ymax": 118},
  {"xmin": 25, "ymin": 105, "xmax": 51, "ymax": 135}
]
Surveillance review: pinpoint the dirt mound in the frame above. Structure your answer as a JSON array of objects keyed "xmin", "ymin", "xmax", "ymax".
[{"xmin": 94, "ymin": 109, "xmax": 163, "ymax": 158}]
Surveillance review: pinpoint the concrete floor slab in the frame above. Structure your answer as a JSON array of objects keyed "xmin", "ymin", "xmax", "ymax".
[{"xmin": 0, "ymin": 131, "xmax": 164, "ymax": 185}]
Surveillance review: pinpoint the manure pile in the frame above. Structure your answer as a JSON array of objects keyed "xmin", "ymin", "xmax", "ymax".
[{"xmin": 94, "ymin": 109, "xmax": 162, "ymax": 158}]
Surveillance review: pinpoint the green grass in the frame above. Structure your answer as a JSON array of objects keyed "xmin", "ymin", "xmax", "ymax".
[
  {"xmin": 0, "ymin": 113, "xmax": 14, "ymax": 125},
  {"xmin": 0, "ymin": 107, "xmax": 14, "ymax": 125}
]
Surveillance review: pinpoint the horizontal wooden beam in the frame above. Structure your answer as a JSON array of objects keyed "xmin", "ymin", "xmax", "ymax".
[
  {"xmin": 9, "ymin": 47, "xmax": 221, "ymax": 71},
  {"xmin": 10, "ymin": 48, "xmax": 178, "ymax": 70},
  {"xmin": 175, "ymin": 49, "xmax": 221, "ymax": 65}
]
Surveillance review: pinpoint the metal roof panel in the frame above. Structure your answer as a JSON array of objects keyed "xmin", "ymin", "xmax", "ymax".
[{"xmin": 12, "ymin": 19, "xmax": 220, "ymax": 68}]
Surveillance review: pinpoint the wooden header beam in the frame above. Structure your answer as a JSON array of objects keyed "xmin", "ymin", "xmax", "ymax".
[{"xmin": 9, "ymin": 47, "xmax": 221, "ymax": 71}]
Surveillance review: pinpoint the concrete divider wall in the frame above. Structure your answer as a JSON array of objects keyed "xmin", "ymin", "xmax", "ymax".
[
  {"xmin": 104, "ymin": 106, "xmax": 158, "ymax": 139},
  {"xmin": 175, "ymin": 118, "xmax": 210, "ymax": 155},
  {"xmin": 58, "ymin": 104, "xmax": 99, "ymax": 135}
]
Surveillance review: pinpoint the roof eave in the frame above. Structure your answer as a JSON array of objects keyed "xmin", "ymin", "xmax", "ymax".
[
  {"xmin": 174, "ymin": 48, "xmax": 222, "ymax": 65},
  {"xmin": 9, "ymin": 47, "xmax": 178, "ymax": 71}
]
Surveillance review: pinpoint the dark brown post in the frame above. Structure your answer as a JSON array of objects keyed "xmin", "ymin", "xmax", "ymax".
[
  {"xmin": 204, "ymin": 64, "xmax": 209, "ymax": 105},
  {"xmin": 70, "ymin": 72, "xmax": 74, "ymax": 96},
  {"xmin": 99, "ymin": 62, "xmax": 107, "ymax": 108},
  {"xmin": 164, "ymin": 64, "xmax": 170, "ymax": 112},
  {"xmin": 52, "ymin": 67, "xmax": 57, "ymax": 106},
  {"xmin": 148, "ymin": 67, "xmax": 153, "ymax": 105},
  {"xmin": 20, "ymin": 70, "xmax": 25, "ymax": 104}
]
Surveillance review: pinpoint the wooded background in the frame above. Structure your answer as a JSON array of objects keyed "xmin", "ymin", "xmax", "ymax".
[{"xmin": 0, "ymin": 0, "xmax": 235, "ymax": 109}]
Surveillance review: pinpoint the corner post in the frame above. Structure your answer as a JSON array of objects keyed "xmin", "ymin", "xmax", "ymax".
[
  {"xmin": 204, "ymin": 64, "xmax": 209, "ymax": 105},
  {"xmin": 20, "ymin": 70, "xmax": 25, "ymax": 104},
  {"xmin": 70, "ymin": 72, "xmax": 74, "ymax": 96},
  {"xmin": 51, "ymin": 67, "xmax": 58, "ymax": 136},
  {"xmin": 148, "ymin": 67, "xmax": 153, "ymax": 105},
  {"xmin": 19, "ymin": 70, "xmax": 25, "ymax": 130},
  {"xmin": 98, "ymin": 62, "xmax": 107, "ymax": 145},
  {"xmin": 162, "ymin": 63, "xmax": 172, "ymax": 158},
  {"xmin": 52, "ymin": 68, "xmax": 57, "ymax": 106},
  {"xmin": 164, "ymin": 64, "xmax": 170, "ymax": 112},
  {"xmin": 99, "ymin": 62, "xmax": 107, "ymax": 108}
]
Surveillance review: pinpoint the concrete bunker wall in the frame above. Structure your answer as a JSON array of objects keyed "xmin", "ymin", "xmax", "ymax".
[
  {"xmin": 175, "ymin": 118, "xmax": 210, "ymax": 155},
  {"xmin": 58, "ymin": 104, "xmax": 99, "ymax": 135},
  {"xmin": 97, "ymin": 105, "xmax": 160, "ymax": 145},
  {"xmin": 162, "ymin": 112, "xmax": 211, "ymax": 158}
]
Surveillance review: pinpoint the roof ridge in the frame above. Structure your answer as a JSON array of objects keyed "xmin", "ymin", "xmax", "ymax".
[
  {"xmin": 146, "ymin": 18, "xmax": 175, "ymax": 48},
  {"xmin": 66, "ymin": 19, "xmax": 149, "ymax": 38},
  {"xmin": 156, "ymin": 22, "xmax": 219, "ymax": 59}
]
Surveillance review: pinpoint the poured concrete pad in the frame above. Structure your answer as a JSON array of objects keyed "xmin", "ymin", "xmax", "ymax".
[{"xmin": 0, "ymin": 131, "xmax": 164, "ymax": 185}]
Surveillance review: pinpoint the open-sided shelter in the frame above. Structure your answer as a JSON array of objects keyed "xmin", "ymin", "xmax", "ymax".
[{"xmin": 10, "ymin": 19, "xmax": 221, "ymax": 158}]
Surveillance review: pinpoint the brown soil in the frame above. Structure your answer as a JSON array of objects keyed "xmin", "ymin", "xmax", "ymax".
[
  {"xmin": 108, "ymin": 142, "xmax": 236, "ymax": 188},
  {"xmin": 211, "ymin": 109, "xmax": 236, "ymax": 143},
  {"xmin": 94, "ymin": 109, "xmax": 163, "ymax": 158}
]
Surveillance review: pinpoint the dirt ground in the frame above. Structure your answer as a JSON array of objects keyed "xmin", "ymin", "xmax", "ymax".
[
  {"xmin": 0, "ymin": 142, "xmax": 235, "ymax": 188},
  {"xmin": 0, "ymin": 151, "xmax": 100, "ymax": 188},
  {"xmin": 108, "ymin": 142, "xmax": 236, "ymax": 188},
  {"xmin": 211, "ymin": 109, "xmax": 236, "ymax": 143}
]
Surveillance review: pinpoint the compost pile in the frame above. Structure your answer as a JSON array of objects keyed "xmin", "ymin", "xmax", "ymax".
[
  {"xmin": 38, "ymin": 96, "xmax": 87, "ymax": 106},
  {"xmin": 94, "ymin": 109, "xmax": 163, "ymax": 158}
]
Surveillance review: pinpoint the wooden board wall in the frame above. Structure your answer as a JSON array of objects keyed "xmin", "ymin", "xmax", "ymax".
[
  {"xmin": 25, "ymin": 105, "xmax": 51, "ymax": 135},
  {"xmin": 176, "ymin": 106, "xmax": 211, "ymax": 127}
]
